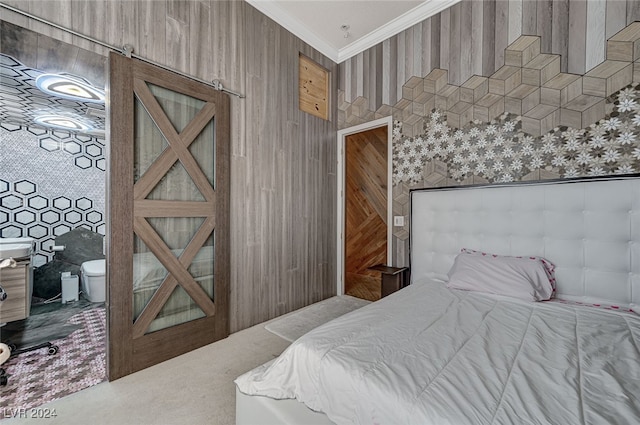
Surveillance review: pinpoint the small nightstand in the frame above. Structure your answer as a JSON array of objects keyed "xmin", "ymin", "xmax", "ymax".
[{"xmin": 368, "ymin": 264, "xmax": 410, "ymax": 298}]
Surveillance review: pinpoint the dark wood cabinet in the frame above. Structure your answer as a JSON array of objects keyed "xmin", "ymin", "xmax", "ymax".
[{"xmin": 368, "ymin": 264, "xmax": 409, "ymax": 298}]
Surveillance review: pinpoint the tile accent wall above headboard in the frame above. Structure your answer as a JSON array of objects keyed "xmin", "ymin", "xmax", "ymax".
[{"xmin": 337, "ymin": 2, "xmax": 640, "ymax": 266}]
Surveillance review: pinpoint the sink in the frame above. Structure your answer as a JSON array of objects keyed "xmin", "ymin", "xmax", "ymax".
[{"xmin": 0, "ymin": 237, "xmax": 34, "ymax": 259}]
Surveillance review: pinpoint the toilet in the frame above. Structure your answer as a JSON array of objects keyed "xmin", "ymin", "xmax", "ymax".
[{"xmin": 80, "ymin": 259, "xmax": 106, "ymax": 303}]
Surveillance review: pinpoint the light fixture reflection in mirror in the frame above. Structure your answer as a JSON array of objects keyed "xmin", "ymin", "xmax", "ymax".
[
  {"xmin": 34, "ymin": 114, "xmax": 92, "ymax": 132},
  {"xmin": 35, "ymin": 74, "xmax": 105, "ymax": 103}
]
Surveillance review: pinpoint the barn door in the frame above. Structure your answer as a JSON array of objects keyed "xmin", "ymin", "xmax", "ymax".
[{"xmin": 107, "ymin": 53, "xmax": 230, "ymax": 380}]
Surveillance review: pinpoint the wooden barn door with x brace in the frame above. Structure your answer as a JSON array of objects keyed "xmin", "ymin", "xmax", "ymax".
[{"xmin": 107, "ymin": 52, "xmax": 230, "ymax": 380}]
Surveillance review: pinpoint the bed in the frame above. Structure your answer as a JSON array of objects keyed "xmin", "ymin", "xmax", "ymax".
[{"xmin": 235, "ymin": 176, "xmax": 640, "ymax": 425}]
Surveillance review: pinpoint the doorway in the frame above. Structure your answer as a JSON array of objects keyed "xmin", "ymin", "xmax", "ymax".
[
  {"xmin": 336, "ymin": 116, "xmax": 393, "ymax": 300},
  {"xmin": 0, "ymin": 20, "xmax": 107, "ymax": 410}
]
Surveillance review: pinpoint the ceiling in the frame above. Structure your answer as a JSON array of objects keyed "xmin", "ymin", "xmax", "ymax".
[
  {"xmin": 0, "ymin": 21, "xmax": 106, "ymax": 138},
  {"xmin": 247, "ymin": 0, "xmax": 460, "ymax": 63},
  {"xmin": 0, "ymin": 53, "xmax": 105, "ymax": 137}
]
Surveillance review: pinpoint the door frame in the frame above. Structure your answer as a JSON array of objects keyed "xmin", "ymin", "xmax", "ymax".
[{"xmin": 336, "ymin": 116, "xmax": 393, "ymax": 296}]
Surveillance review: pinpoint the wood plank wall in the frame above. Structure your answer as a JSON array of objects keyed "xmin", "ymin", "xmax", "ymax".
[
  {"xmin": 1, "ymin": 0, "xmax": 338, "ymax": 332},
  {"xmin": 339, "ymin": 0, "xmax": 640, "ymax": 111}
]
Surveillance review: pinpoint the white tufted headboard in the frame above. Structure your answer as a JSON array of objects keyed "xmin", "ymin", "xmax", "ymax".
[{"xmin": 410, "ymin": 176, "xmax": 640, "ymax": 309}]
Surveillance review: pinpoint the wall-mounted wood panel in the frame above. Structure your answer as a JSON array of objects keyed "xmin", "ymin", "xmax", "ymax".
[
  {"xmin": 2, "ymin": 0, "xmax": 337, "ymax": 333},
  {"xmin": 299, "ymin": 54, "xmax": 329, "ymax": 120}
]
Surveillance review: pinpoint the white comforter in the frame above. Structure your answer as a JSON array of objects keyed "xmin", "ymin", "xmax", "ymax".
[{"xmin": 235, "ymin": 280, "xmax": 640, "ymax": 425}]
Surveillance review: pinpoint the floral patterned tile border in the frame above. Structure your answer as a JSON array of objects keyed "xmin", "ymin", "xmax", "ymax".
[{"xmin": 393, "ymin": 84, "xmax": 640, "ymax": 186}]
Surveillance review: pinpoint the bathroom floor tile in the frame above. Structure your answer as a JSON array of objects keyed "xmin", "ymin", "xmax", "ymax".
[{"xmin": 0, "ymin": 307, "xmax": 105, "ymax": 416}]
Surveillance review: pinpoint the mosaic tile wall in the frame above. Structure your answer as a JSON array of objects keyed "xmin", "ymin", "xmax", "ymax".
[
  {"xmin": 338, "ymin": 22, "xmax": 640, "ymax": 266},
  {"xmin": 392, "ymin": 84, "xmax": 640, "ymax": 186},
  {"xmin": 0, "ymin": 124, "xmax": 105, "ymax": 267}
]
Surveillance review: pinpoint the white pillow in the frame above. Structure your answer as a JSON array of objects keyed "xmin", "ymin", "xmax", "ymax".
[
  {"xmin": 460, "ymin": 248, "xmax": 557, "ymax": 293},
  {"xmin": 446, "ymin": 250, "xmax": 555, "ymax": 302}
]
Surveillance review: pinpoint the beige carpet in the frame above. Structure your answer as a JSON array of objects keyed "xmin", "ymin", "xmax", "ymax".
[
  {"xmin": 2, "ymin": 321, "xmax": 290, "ymax": 425},
  {"xmin": 264, "ymin": 295, "xmax": 371, "ymax": 342},
  {"xmin": 1, "ymin": 297, "xmax": 371, "ymax": 424}
]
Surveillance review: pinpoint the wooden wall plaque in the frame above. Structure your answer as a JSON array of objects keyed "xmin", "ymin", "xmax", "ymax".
[{"xmin": 299, "ymin": 54, "xmax": 329, "ymax": 120}]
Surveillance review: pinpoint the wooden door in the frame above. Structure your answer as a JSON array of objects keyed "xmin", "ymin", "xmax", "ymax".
[
  {"xmin": 108, "ymin": 53, "xmax": 230, "ymax": 380},
  {"xmin": 344, "ymin": 126, "xmax": 387, "ymax": 301}
]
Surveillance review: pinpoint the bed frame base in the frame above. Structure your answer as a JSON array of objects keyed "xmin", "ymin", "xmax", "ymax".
[{"xmin": 236, "ymin": 387, "xmax": 335, "ymax": 425}]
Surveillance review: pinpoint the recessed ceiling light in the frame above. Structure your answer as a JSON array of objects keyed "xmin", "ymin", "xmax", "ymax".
[
  {"xmin": 35, "ymin": 74, "xmax": 105, "ymax": 103},
  {"xmin": 34, "ymin": 114, "xmax": 92, "ymax": 132}
]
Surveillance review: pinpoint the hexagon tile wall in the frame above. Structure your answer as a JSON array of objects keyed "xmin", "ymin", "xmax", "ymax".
[
  {"xmin": 0, "ymin": 124, "xmax": 105, "ymax": 267},
  {"xmin": 1, "ymin": 122, "xmax": 105, "ymax": 171}
]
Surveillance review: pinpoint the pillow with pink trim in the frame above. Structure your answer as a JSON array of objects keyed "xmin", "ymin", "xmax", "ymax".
[
  {"xmin": 551, "ymin": 299, "xmax": 637, "ymax": 316},
  {"xmin": 460, "ymin": 248, "xmax": 557, "ymax": 295},
  {"xmin": 446, "ymin": 248, "xmax": 556, "ymax": 302}
]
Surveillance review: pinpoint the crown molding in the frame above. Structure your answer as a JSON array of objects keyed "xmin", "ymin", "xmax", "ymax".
[
  {"xmin": 246, "ymin": 0, "xmax": 460, "ymax": 64},
  {"xmin": 336, "ymin": 0, "xmax": 460, "ymax": 63}
]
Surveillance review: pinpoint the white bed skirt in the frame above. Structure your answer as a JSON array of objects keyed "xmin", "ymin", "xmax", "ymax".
[{"xmin": 236, "ymin": 387, "xmax": 335, "ymax": 425}]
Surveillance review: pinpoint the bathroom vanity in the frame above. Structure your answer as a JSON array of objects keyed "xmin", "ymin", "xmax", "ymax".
[
  {"xmin": 0, "ymin": 238, "xmax": 34, "ymax": 323},
  {"xmin": 0, "ymin": 258, "xmax": 31, "ymax": 322}
]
